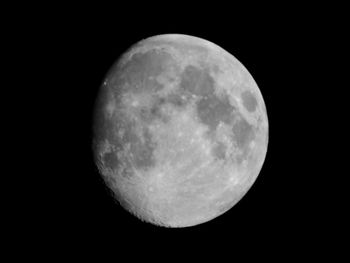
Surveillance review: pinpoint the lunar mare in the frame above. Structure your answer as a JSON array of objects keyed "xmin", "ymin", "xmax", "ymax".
[{"xmin": 93, "ymin": 34, "xmax": 268, "ymax": 227}]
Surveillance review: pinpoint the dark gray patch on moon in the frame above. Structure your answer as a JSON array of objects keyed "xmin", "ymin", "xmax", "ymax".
[
  {"xmin": 231, "ymin": 116, "xmax": 255, "ymax": 149},
  {"xmin": 119, "ymin": 49, "xmax": 172, "ymax": 92},
  {"xmin": 241, "ymin": 90, "xmax": 258, "ymax": 112}
]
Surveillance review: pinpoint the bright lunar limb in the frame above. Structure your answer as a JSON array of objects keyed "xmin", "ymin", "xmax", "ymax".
[{"xmin": 93, "ymin": 34, "xmax": 268, "ymax": 227}]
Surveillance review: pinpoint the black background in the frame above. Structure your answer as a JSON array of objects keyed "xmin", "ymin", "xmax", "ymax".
[{"xmin": 11, "ymin": 5, "xmax": 337, "ymax": 257}]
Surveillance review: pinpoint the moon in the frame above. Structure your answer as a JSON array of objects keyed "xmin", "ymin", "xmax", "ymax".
[{"xmin": 93, "ymin": 34, "xmax": 268, "ymax": 227}]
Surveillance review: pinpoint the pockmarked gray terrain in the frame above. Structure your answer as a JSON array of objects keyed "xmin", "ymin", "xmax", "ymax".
[{"xmin": 93, "ymin": 34, "xmax": 269, "ymax": 227}]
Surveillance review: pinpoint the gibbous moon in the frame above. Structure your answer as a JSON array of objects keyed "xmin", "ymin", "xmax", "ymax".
[{"xmin": 93, "ymin": 34, "xmax": 268, "ymax": 227}]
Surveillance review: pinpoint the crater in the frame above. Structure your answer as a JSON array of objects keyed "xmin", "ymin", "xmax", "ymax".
[{"xmin": 102, "ymin": 149, "xmax": 119, "ymax": 170}]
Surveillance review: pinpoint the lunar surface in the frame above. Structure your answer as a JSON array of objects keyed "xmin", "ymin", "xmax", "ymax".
[{"xmin": 93, "ymin": 34, "xmax": 268, "ymax": 227}]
